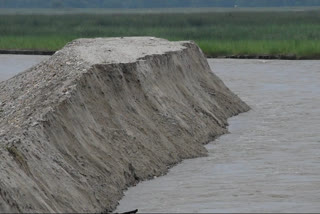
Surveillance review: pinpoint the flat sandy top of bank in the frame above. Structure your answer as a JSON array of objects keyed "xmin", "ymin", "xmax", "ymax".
[{"xmin": 68, "ymin": 37, "xmax": 187, "ymax": 64}]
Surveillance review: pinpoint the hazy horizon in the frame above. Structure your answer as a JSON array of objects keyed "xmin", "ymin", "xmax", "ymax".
[{"xmin": 1, "ymin": 0, "xmax": 320, "ymax": 9}]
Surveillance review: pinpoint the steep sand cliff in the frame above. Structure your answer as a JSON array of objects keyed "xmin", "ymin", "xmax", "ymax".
[{"xmin": 0, "ymin": 37, "xmax": 249, "ymax": 212}]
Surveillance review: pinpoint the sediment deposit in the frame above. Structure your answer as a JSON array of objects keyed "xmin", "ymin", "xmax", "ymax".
[{"xmin": 0, "ymin": 37, "xmax": 249, "ymax": 212}]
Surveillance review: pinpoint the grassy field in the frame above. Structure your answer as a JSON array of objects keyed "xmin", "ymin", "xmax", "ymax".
[{"xmin": 0, "ymin": 9, "xmax": 320, "ymax": 58}]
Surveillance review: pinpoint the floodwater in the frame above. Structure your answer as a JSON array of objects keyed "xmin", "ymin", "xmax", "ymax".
[
  {"xmin": 117, "ymin": 59, "xmax": 320, "ymax": 213},
  {"xmin": 1, "ymin": 56, "xmax": 320, "ymax": 213},
  {"xmin": 0, "ymin": 54, "xmax": 48, "ymax": 82}
]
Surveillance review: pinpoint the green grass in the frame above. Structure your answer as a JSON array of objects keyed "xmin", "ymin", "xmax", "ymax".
[
  {"xmin": 0, "ymin": 36, "xmax": 75, "ymax": 50},
  {"xmin": 198, "ymin": 40, "xmax": 320, "ymax": 58},
  {"xmin": 0, "ymin": 10, "xmax": 320, "ymax": 57}
]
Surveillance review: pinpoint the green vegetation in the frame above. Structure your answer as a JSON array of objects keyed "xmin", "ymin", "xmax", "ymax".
[{"xmin": 1, "ymin": 10, "xmax": 320, "ymax": 58}]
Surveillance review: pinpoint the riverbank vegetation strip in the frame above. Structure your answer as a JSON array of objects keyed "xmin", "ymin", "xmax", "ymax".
[{"xmin": 1, "ymin": 9, "xmax": 319, "ymax": 58}]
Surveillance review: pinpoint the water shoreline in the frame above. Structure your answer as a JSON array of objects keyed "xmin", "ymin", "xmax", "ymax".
[
  {"xmin": 1, "ymin": 49, "xmax": 317, "ymax": 60},
  {"xmin": 0, "ymin": 49, "xmax": 55, "ymax": 55}
]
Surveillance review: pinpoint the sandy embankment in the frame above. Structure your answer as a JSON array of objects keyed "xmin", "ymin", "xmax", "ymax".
[{"xmin": 0, "ymin": 37, "xmax": 249, "ymax": 212}]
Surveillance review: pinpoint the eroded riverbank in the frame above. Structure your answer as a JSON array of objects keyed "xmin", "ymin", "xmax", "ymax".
[
  {"xmin": 0, "ymin": 39, "xmax": 249, "ymax": 212},
  {"xmin": 116, "ymin": 59, "xmax": 320, "ymax": 213}
]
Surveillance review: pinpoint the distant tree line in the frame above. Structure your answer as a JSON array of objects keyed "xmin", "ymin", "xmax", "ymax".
[{"xmin": 1, "ymin": 0, "xmax": 320, "ymax": 8}]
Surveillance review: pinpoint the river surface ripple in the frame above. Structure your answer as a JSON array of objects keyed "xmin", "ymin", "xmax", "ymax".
[{"xmin": 117, "ymin": 59, "xmax": 320, "ymax": 213}]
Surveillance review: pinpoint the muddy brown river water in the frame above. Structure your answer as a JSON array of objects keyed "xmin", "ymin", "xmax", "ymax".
[{"xmin": 1, "ymin": 56, "xmax": 319, "ymax": 213}]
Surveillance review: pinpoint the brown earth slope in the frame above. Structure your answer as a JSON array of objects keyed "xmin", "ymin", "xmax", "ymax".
[{"xmin": 0, "ymin": 37, "xmax": 249, "ymax": 212}]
